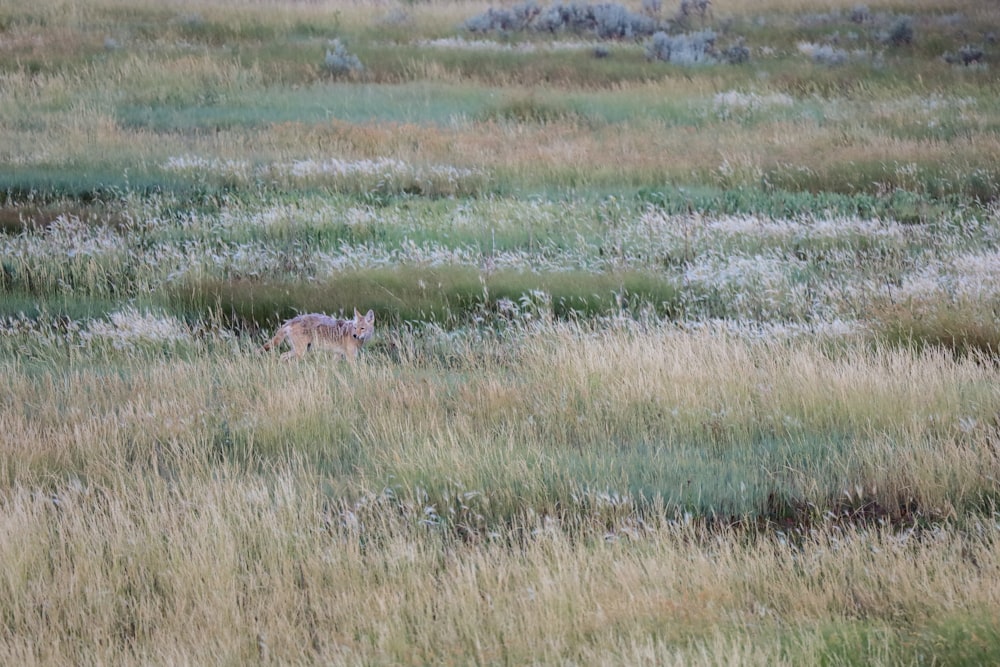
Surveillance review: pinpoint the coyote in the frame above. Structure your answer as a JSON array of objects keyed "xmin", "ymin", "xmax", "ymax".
[{"xmin": 262, "ymin": 309, "xmax": 375, "ymax": 361}]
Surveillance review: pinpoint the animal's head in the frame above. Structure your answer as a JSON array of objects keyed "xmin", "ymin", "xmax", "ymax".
[{"xmin": 352, "ymin": 308, "xmax": 375, "ymax": 343}]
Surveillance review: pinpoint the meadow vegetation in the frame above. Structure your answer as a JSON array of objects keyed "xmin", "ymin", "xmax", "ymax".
[{"xmin": 2, "ymin": 0, "xmax": 1000, "ymax": 663}]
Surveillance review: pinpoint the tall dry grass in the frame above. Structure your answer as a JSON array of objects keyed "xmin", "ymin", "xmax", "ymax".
[
  {"xmin": 9, "ymin": 464, "xmax": 1000, "ymax": 665},
  {"xmin": 4, "ymin": 470, "xmax": 1000, "ymax": 665},
  {"xmin": 2, "ymin": 240, "xmax": 999, "ymax": 663},
  {"xmin": 2, "ymin": 320, "xmax": 1000, "ymax": 664},
  {"xmin": 3, "ymin": 323, "xmax": 998, "ymax": 515}
]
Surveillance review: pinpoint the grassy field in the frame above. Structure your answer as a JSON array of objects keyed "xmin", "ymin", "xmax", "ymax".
[{"xmin": 2, "ymin": 0, "xmax": 1000, "ymax": 663}]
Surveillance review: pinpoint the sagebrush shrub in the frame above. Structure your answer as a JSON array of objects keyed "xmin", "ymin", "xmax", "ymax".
[
  {"xmin": 849, "ymin": 4, "xmax": 870, "ymax": 24},
  {"xmin": 806, "ymin": 43, "xmax": 848, "ymax": 65},
  {"xmin": 466, "ymin": 1, "xmax": 658, "ymax": 39},
  {"xmin": 641, "ymin": 0, "xmax": 662, "ymax": 17},
  {"xmin": 880, "ymin": 16, "xmax": 914, "ymax": 46},
  {"xmin": 943, "ymin": 44, "xmax": 984, "ymax": 66},
  {"xmin": 465, "ymin": 1, "xmax": 540, "ymax": 33},
  {"xmin": 534, "ymin": 3, "xmax": 592, "ymax": 33},
  {"xmin": 721, "ymin": 39, "xmax": 750, "ymax": 65},
  {"xmin": 324, "ymin": 38, "xmax": 363, "ymax": 76},
  {"xmin": 593, "ymin": 2, "xmax": 656, "ymax": 39},
  {"xmin": 646, "ymin": 30, "xmax": 717, "ymax": 64},
  {"xmin": 676, "ymin": 0, "xmax": 711, "ymax": 27}
]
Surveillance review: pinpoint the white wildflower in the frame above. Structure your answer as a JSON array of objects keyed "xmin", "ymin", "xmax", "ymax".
[{"xmin": 82, "ymin": 308, "xmax": 192, "ymax": 350}]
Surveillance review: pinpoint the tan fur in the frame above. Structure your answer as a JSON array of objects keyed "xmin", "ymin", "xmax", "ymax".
[{"xmin": 262, "ymin": 308, "xmax": 375, "ymax": 362}]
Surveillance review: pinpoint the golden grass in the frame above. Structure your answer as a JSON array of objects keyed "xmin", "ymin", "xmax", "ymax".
[
  {"xmin": 2, "ymin": 457, "xmax": 999, "ymax": 663},
  {"xmin": 4, "ymin": 324, "xmax": 998, "ymax": 508},
  {"xmin": 2, "ymin": 313, "xmax": 999, "ymax": 664}
]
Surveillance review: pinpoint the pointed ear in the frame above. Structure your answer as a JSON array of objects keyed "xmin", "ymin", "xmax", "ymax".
[
  {"xmin": 365, "ymin": 309, "xmax": 375, "ymax": 323},
  {"xmin": 354, "ymin": 308, "xmax": 362, "ymax": 320}
]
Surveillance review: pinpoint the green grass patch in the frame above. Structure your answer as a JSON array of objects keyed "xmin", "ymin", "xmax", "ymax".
[
  {"xmin": 477, "ymin": 92, "xmax": 592, "ymax": 126},
  {"xmin": 871, "ymin": 296, "xmax": 1000, "ymax": 360},
  {"xmin": 764, "ymin": 160, "xmax": 1000, "ymax": 204},
  {"xmin": 0, "ymin": 164, "xmax": 221, "ymax": 203},
  {"xmin": 117, "ymin": 82, "xmax": 496, "ymax": 130},
  {"xmin": 165, "ymin": 267, "xmax": 681, "ymax": 332},
  {"xmin": 367, "ymin": 42, "xmax": 666, "ymax": 88},
  {"xmin": 114, "ymin": 79, "xmax": 708, "ymax": 132},
  {"xmin": 0, "ymin": 291, "xmax": 137, "ymax": 322},
  {"xmin": 633, "ymin": 183, "xmax": 975, "ymax": 221},
  {"xmin": 817, "ymin": 615, "xmax": 1000, "ymax": 667}
]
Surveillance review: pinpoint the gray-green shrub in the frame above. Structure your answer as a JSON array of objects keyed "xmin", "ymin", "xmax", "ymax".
[
  {"xmin": 849, "ymin": 4, "xmax": 870, "ymax": 24},
  {"xmin": 324, "ymin": 38, "xmax": 363, "ymax": 76},
  {"xmin": 943, "ymin": 44, "xmax": 984, "ymax": 66},
  {"xmin": 646, "ymin": 29, "xmax": 717, "ymax": 64},
  {"xmin": 464, "ymin": 1, "xmax": 541, "ymax": 33},
  {"xmin": 879, "ymin": 16, "xmax": 914, "ymax": 46},
  {"xmin": 722, "ymin": 39, "xmax": 750, "ymax": 65},
  {"xmin": 675, "ymin": 0, "xmax": 712, "ymax": 28},
  {"xmin": 466, "ymin": 1, "xmax": 658, "ymax": 39}
]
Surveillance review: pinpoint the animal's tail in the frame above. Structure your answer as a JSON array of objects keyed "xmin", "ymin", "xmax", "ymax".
[{"xmin": 261, "ymin": 326, "xmax": 287, "ymax": 353}]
